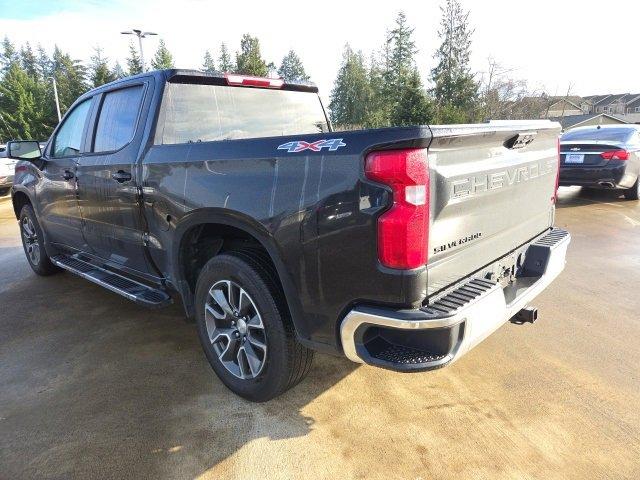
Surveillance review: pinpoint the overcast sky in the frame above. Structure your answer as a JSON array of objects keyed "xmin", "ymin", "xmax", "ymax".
[{"xmin": 0, "ymin": 0, "xmax": 637, "ymax": 102}]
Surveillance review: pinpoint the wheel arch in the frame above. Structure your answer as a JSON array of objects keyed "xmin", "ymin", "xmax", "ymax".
[
  {"xmin": 11, "ymin": 188, "xmax": 33, "ymax": 220},
  {"xmin": 171, "ymin": 208, "xmax": 309, "ymax": 340}
]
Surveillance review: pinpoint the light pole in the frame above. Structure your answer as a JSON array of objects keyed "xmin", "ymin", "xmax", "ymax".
[
  {"xmin": 121, "ymin": 29, "xmax": 157, "ymax": 72},
  {"xmin": 47, "ymin": 76, "xmax": 61, "ymax": 122}
]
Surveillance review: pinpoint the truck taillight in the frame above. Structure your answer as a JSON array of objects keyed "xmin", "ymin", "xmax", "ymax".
[
  {"xmin": 224, "ymin": 73, "xmax": 284, "ymax": 88},
  {"xmin": 600, "ymin": 150, "xmax": 629, "ymax": 160},
  {"xmin": 365, "ymin": 148, "xmax": 429, "ymax": 269}
]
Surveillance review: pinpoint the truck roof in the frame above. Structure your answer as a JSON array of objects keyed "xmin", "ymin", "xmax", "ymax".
[{"xmin": 85, "ymin": 68, "xmax": 319, "ymax": 97}]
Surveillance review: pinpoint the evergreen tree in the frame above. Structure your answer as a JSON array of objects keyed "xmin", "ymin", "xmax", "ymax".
[
  {"xmin": 151, "ymin": 39, "xmax": 174, "ymax": 70},
  {"xmin": 218, "ymin": 42, "xmax": 234, "ymax": 72},
  {"xmin": 50, "ymin": 46, "xmax": 88, "ymax": 115},
  {"xmin": 19, "ymin": 43, "xmax": 39, "ymax": 78},
  {"xmin": 329, "ymin": 45, "xmax": 372, "ymax": 128},
  {"xmin": 390, "ymin": 68, "xmax": 434, "ymax": 126},
  {"xmin": 0, "ymin": 63, "xmax": 45, "ymax": 141},
  {"xmin": 126, "ymin": 43, "xmax": 143, "ymax": 75},
  {"xmin": 430, "ymin": 0, "xmax": 478, "ymax": 121},
  {"xmin": 382, "ymin": 11, "xmax": 433, "ymax": 126},
  {"xmin": 385, "ymin": 11, "xmax": 416, "ymax": 88},
  {"xmin": 112, "ymin": 61, "xmax": 126, "ymax": 79},
  {"xmin": 235, "ymin": 34, "xmax": 268, "ymax": 76},
  {"xmin": 89, "ymin": 47, "xmax": 116, "ymax": 87},
  {"xmin": 35, "ymin": 44, "xmax": 51, "ymax": 79},
  {"xmin": 366, "ymin": 53, "xmax": 390, "ymax": 128},
  {"xmin": 277, "ymin": 50, "xmax": 309, "ymax": 82},
  {"xmin": 202, "ymin": 50, "xmax": 216, "ymax": 73},
  {"xmin": 1, "ymin": 36, "xmax": 18, "ymax": 72}
]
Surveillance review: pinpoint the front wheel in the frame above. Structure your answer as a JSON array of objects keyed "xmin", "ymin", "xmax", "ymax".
[
  {"xmin": 19, "ymin": 205, "xmax": 61, "ymax": 276},
  {"xmin": 623, "ymin": 178, "xmax": 640, "ymax": 200},
  {"xmin": 195, "ymin": 252, "xmax": 313, "ymax": 402}
]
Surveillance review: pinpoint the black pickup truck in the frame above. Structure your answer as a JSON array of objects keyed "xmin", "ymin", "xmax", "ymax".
[{"xmin": 8, "ymin": 70, "xmax": 570, "ymax": 401}]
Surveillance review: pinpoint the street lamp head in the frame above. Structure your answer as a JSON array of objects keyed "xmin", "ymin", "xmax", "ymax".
[{"xmin": 120, "ymin": 29, "xmax": 157, "ymax": 38}]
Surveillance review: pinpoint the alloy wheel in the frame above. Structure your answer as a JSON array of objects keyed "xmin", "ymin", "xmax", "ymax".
[
  {"xmin": 22, "ymin": 216, "xmax": 40, "ymax": 265},
  {"xmin": 204, "ymin": 280, "xmax": 267, "ymax": 379}
]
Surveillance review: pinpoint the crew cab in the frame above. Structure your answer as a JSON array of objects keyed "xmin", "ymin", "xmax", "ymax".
[{"xmin": 8, "ymin": 70, "xmax": 570, "ymax": 401}]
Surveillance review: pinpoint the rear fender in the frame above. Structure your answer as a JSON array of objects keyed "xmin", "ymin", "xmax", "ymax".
[{"xmin": 171, "ymin": 208, "xmax": 309, "ymax": 339}]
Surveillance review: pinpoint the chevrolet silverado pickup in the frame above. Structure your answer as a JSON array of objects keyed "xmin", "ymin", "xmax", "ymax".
[{"xmin": 8, "ymin": 70, "xmax": 570, "ymax": 401}]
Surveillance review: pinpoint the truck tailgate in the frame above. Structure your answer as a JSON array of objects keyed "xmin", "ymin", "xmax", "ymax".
[{"xmin": 427, "ymin": 121, "xmax": 560, "ymax": 296}]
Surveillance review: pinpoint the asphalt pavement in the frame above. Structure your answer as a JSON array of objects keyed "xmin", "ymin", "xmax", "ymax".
[{"xmin": 0, "ymin": 187, "xmax": 638, "ymax": 480}]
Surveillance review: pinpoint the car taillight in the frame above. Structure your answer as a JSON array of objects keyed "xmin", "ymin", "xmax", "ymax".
[
  {"xmin": 224, "ymin": 73, "xmax": 284, "ymax": 88},
  {"xmin": 365, "ymin": 148, "xmax": 429, "ymax": 269},
  {"xmin": 554, "ymin": 137, "xmax": 560, "ymax": 203},
  {"xmin": 600, "ymin": 150, "xmax": 629, "ymax": 160}
]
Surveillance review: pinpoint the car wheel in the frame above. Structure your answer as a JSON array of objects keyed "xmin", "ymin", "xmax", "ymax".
[
  {"xmin": 19, "ymin": 204, "xmax": 61, "ymax": 276},
  {"xmin": 0, "ymin": 187, "xmax": 9, "ymax": 197},
  {"xmin": 623, "ymin": 178, "xmax": 640, "ymax": 200},
  {"xmin": 195, "ymin": 251, "xmax": 313, "ymax": 402}
]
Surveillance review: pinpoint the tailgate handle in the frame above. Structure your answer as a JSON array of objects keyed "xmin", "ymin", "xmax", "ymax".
[
  {"xmin": 504, "ymin": 132, "xmax": 536, "ymax": 149},
  {"xmin": 112, "ymin": 170, "xmax": 132, "ymax": 183}
]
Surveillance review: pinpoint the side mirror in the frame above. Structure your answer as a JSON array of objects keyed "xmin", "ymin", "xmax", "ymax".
[{"xmin": 7, "ymin": 141, "xmax": 42, "ymax": 161}]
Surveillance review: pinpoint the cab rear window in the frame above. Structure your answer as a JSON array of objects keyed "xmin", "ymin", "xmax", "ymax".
[{"xmin": 156, "ymin": 83, "xmax": 328, "ymax": 144}]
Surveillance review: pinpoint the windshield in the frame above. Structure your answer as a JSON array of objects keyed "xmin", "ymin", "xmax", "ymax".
[
  {"xmin": 561, "ymin": 127, "xmax": 635, "ymax": 143},
  {"xmin": 158, "ymin": 83, "xmax": 329, "ymax": 145}
]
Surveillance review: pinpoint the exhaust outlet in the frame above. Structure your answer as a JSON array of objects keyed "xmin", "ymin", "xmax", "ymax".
[
  {"xmin": 599, "ymin": 182, "xmax": 615, "ymax": 188},
  {"xmin": 510, "ymin": 306, "xmax": 538, "ymax": 324}
]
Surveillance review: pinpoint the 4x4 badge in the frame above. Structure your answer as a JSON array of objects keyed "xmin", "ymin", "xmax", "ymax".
[{"xmin": 277, "ymin": 138, "xmax": 346, "ymax": 153}]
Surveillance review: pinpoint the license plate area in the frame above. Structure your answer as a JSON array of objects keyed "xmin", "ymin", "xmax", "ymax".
[{"xmin": 565, "ymin": 153, "xmax": 585, "ymax": 164}]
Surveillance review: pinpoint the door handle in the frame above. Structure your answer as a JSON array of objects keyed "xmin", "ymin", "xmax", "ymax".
[
  {"xmin": 63, "ymin": 170, "xmax": 74, "ymax": 180},
  {"xmin": 112, "ymin": 170, "xmax": 132, "ymax": 183}
]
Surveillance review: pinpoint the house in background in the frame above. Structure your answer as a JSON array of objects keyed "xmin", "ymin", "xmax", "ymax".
[
  {"xmin": 533, "ymin": 92, "xmax": 640, "ymax": 129},
  {"xmin": 624, "ymin": 96, "xmax": 640, "ymax": 114},
  {"xmin": 549, "ymin": 113, "xmax": 628, "ymax": 131},
  {"xmin": 586, "ymin": 93, "xmax": 640, "ymax": 115},
  {"xmin": 543, "ymin": 96, "xmax": 589, "ymax": 117}
]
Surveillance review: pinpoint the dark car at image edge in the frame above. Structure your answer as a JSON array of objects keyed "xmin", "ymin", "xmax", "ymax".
[
  {"xmin": 7, "ymin": 69, "xmax": 570, "ymax": 401},
  {"xmin": 559, "ymin": 124, "xmax": 640, "ymax": 199}
]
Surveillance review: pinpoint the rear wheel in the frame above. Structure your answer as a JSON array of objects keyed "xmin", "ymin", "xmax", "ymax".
[
  {"xmin": 623, "ymin": 178, "xmax": 640, "ymax": 200},
  {"xmin": 0, "ymin": 187, "xmax": 9, "ymax": 197},
  {"xmin": 195, "ymin": 251, "xmax": 313, "ymax": 402},
  {"xmin": 19, "ymin": 205, "xmax": 61, "ymax": 276}
]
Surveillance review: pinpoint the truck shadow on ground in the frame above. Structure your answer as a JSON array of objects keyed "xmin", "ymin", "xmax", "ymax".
[
  {"xmin": 555, "ymin": 186, "xmax": 633, "ymax": 209},
  {"xmin": 0, "ymin": 257, "xmax": 358, "ymax": 479}
]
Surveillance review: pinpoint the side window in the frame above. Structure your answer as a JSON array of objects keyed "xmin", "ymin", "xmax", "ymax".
[
  {"xmin": 51, "ymin": 99, "xmax": 92, "ymax": 158},
  {"xmin": 93, "ymin": 85, "xmax": 144, "ymax": 153}
]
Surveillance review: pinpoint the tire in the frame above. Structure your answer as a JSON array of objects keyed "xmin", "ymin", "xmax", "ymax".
[
  {"xmin": 195, "ymin": 251, "xmax": 313, "ymax": 402},
  {"xmin": 19, "ymin": 204, "xmax": 61, "ymax": 276},
  {"xmin": 623, "ymin": 178, "xmax": 640, "ymax": 200},
  {"xmin": 0, "ymin": 187, "xmax": 9, "ymax": 197}
]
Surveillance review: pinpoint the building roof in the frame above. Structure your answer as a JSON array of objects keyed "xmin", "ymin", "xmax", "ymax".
[
  {"xmin": 624, "ymin": 95, "xmax": 640, "ymax": 108},
  {"xmin": 547, "ymin": 98, "xmax": 583, "ymax": 110},
  {"xmin": 583, "ymin": 94, "xmax": 611, "ymax": 105},
  {"xmin": 549, "ymin": 113, "xmax": 628, "ymax": 130},
  {"xmin": 593, "ymin": 93, "xmax": 630, "ymax": 106}
]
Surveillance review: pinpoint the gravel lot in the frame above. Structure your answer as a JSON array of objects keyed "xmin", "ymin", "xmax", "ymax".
[{"xmin": 0, "ymin": 187, "xmax": 638, "ymax": 480}]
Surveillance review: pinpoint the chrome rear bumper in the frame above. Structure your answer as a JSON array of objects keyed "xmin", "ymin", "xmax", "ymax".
[{"xmin": 340, "ymin": 228, "xmax": 571, "ymax": 371}]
